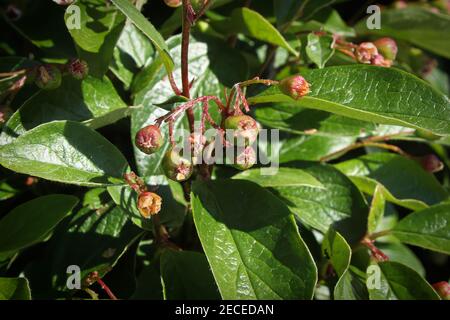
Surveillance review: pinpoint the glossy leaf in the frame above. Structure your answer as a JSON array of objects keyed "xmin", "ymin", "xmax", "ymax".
[
  {"xmin": 66, "ymin": 0, "xmax": 126, "ymax": 77},
  {"xmin": 356, "ymin": 7, "xmax": 450, "ymax": 59},
  {"xmin": 367, "ymin": 185, "xmax": 385, "ymax": 234},
  {"xmin": 322, "ymin": 228, "xmax": 351, "ymax": 276},
  {"xmin": 191, "ymin": 179, "xmax": 317, "ymax": 299},
  {"xmin": 367, "ymin": 261, "xmax": 440, "ymax": 300},
  {"xmin": 335, "ymin": 153, "xmax": 448, "ymax": 210},
  {"xmin": 306, "ymin": 33, "xmax": 335, "ymax": 69},
  {"xmin": 0, "ymin": 76, "xmax": 128, "ymax": 146},
  {"xmin": 392, "ymin": 203, "xmax": 450, "ymax": 255},
  {"xmin": 25, "ymin": 205, "xmax": 143, "ymax": 298},
  {"xmin": 160, "ymin": 250, "xmax": 221, "ymax": 300},
  {"xmin": 210, "ymin": 8, "xmax": 298, "ymax": 56},
  {"xmin": 249, "ymin": 65, "xmax": 450, "ymax": 136},
  {"xmin": 334, "ymin": 266, "xmax": 368, "ymax": 300},
  {"xmin": 0, "ymin": 195, "xmax": 78, "ymax": 255},
  {"xmin": 0, "ymin": 121, "xmax": 129, "ymax": 186},
  {"xmin": 0, "ymin": 278, "xmax": 31, "ymax": 300},
  {"xmin": 110, "ymin": 0, "xmax": 174, "ymax": 72},
  {"xmin": 376, "ymin": 242, "xmax": 425, "ymax": 277}
]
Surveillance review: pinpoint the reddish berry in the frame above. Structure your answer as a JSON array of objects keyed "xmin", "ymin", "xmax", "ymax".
[
  {"xmin": 67, "ymin": 58, "xmax": 89, "ymax": 80},
  {"xmin": 419, "ymin": 154, "xmax": 443, "ymax": 173},
  {"xmin": 35, "ymin": 65, "xmax": 62, "ymax": 90},
  {"xmin": 0, "ymin": 105, "xmax": 13, "ymax": 125},
  {"xmin": 373, "ymin": 37, "xmax": 398, "ymax": 61},
  {"xmin": 279, "ymin": 75, "xmax": 310, "ymax": 100},
  {"xmin": 164, "ymin": 0, "xmax": 182, "ymax": 8},
  {"xmin": 135, "ymin": 125, "xmax": 164, "ymax": 155},
  {"xmin": 355, "ymin": 42, "xmax": 378, "ymax": 64},
  {"xmin": 432, "ymin": 281, "xmax": 450, "ymax": 300},
  {"xmin": 224, "ymin": 115, "xmax": 259, "ymax": 146},
  {"xmin": 371, "ymin": 54, "xmax": 392, "ymax": 67},
  {"xmin": 162, "ymin": 147, "xmax": 194, "ymax": 182},
  {"xmin": 137, "ymin": 192, "xmax": 162, "ymax": 218}
]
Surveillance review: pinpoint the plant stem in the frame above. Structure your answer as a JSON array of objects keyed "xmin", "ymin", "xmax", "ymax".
[
  {"xmin": 368, "ymin": 229, "xmax": 391, "ymax": 240},
  {"xmin": 96, "ymin": 278, "xmax": 118, "ymax": 300},
  {"xmin": 181, "ymin": 0, "xmax": 194, "ymax": 131}
]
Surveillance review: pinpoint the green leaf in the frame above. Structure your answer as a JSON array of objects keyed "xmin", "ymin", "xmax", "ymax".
[
  {"xmin": 274, "ymin": 0, "xmax": 303, "ymax": 28},
  {"xmin": 367, "ymin": 185, "xmax": 385, "ymax": 234},
  {"xmin": 392, "ymin": 203, "xmax": 450, "ymax": 255},
  {"xmin": 210, "ymin": 8, "xmax": 298, "ymax": 56},
  {"xmin": 110, "ymin": 23, "xmax": 154, "ymax": 89},
  {"xmin": 335, "ymin": 153, "xmax": 448, "ymax": 210},
  {"xmin": 356, "ymin": 7, "xmax": 450, "ymax": 59},
  {"xmin": 0, "ymin": 179, "xmax": 20, "ymax": 201},
  {"xmin": 0, "ymin": 76, "xmax": 128, "ymax": 146},
  {"xmin": 246, "ymin": 164, "xmax": 368, "ymax": 244},
  {"xmin": 0, "ymin": 278, "xmax": 31, "ymax": 300},
  {"xmin": 334, "ymin": 266, "xmax": 368, "ymax": 300},
  {"xmin": 110, "ymin": 0, "xmax": 174, "ymax": 73},
  {"xmin": 249, "ymin": 65, "xmax": 450, "ymax": 136},
  {"xmin": 367, "ymin": 261, "xmax": 440, "ymax": 300},
  {"xmin": 322, "ymin": 228, "xmax": 351, "ymax": 276},
  {"xmin": 306, "ymin": 33, "xmax": 335, "ymax": 68},
  {"xmin": 160, "ymin": 250, "xmax": 221, "ymax": 300},
  {"xmin": 191, "ymin": 179, "xmax": 317, "ymax": 299},
  {"xmin": 66, "ymin": 0, "xmax": 126, "ymax": 77},
  {"xmin": 0, "ymin": 195, "xmax": 78, "ymax": 255},
  {"xmin": 0, "ymin": 121, "xmax": 129, "ymax": 186},
  {"xmin": 376, "ymin": 242, "xmax": 425, "ymax": 277},
  {"xmin": 233, "ymin": 167, "xmax": 324, "ymax": 188},
  {"xmin": 25, "ymin": 205, "xmax": 143, "ymax": 298}
]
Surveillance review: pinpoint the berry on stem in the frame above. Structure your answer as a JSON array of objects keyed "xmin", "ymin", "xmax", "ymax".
[
  {"xmin": 67, "ymin": 58, "xmax": 89, "ymax": 80},
  {"xmin": 279, "ymin": 75, "xmax": 310, "ymax": 100},
  {"xmin": 224, "ymin": 114, "xmax": 259, "ymax": 146},
  {"xmin": 233, "ymin": 146, "xmax": 257, "ymax": 170},
  {"xmin": 35, "ymin": 65, "xmax": 62, "ymax": 90},
  {"xmin": 355, "ymin": 42, "xmax": 378, "ymax": 64},
  {"xmin": 419, "ymin": 154, "xmax": 444, "ymax": 173},
  {"xmin": 373, "ymin": 37, "xmax": 398, "ymax": 61},
  {"xmin": 135, "ymin": 125, "xmax": 164, "ymax": 155},
  {"xmin": 432, "ymin": 281, "xmax": 450, "ymax": 300},
  {"xmin": 137, "ymin": 191, "xmax": 162, "ymax": 218},
  {"xmin": 162, "ymin": 147, "xmax": 194, "ymax": 182},
  {"xmin": 164, "ymin": 0, "xmax": 182, "ymax": 8}
]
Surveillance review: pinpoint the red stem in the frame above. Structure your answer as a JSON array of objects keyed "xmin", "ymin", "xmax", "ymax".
[
  {"xmin": 96, "ymin": 278, "xmax": 118, "ymax": 300},
  {"xmin": 181, "ymin": 0, "xmax": 194, "ymax": 132}
]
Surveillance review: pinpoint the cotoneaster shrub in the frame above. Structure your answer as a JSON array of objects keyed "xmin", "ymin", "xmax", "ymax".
[{"xmin": 0, "ymin": 0, "xmax": 449, "ymax": 301}]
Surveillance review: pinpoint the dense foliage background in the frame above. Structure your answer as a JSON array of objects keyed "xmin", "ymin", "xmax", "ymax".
[{"xmin": 0, "ymin": 0, "xmax": 449, "ymax": 300}]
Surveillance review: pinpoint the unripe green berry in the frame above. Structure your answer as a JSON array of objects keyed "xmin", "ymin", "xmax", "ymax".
[
  {"xmin": 135, "ymin": 125, "xmax": 164, "ymax": 154},
  {"xmin": 224, "ymin": 114, "xmax": 259, "ymax": 147},
  {"xmin": 373, "ymin": 37, "xmax": 398, "ymax": 61},
  {"xmin": 35, "ymin": 65, "xmax": 62, "ymax": 90},
  {"xmin": 162, "ymin": 147, "xmax": 194, "ymax": 182},
  {"xmin": 67, "ymin": 58, "xmax": 89, "ymax": 80},
  {"xmin": 279, "ymin": 75, "xmax": 310, "ymax": 100},
  {"xmin": 233, "ymin": 146, "xmax": 257, "ymax": 171}
]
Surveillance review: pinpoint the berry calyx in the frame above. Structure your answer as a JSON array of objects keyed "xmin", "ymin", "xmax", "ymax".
[
  {"xmin": 419, "ymin": 154, "xmax": 444, "ymax": 173},
  {"xmin": 35, "ymin": 65, "xmax": 62, "ymax": 90},
  {"xmin": 432, "ymin": 281, "xmax": 450, "ymax": 300},
  {"xmin": 373, "ymin": 37, "xmax": 398, "ymax": 61},
  {"xmin": 279, "ymin": 75, "xmax": 310, "ymax": 100},
  {"xmin": 135, "ymin": 125, "xmax": 164, "ymax": 155},
  {"xmin": 224, "ymin": 114, "xmax": 259, "ymax": 146},
  {"xmin": 233, "ymin": 146, "xmax": 257, "ymax": 170},
  {"xmin": 162, "ymin": 147, "xmax": 194, "ymax": 182},
  {"xmin": 164, "ymin": 0, "xmax": 182, "ymax": 8},
  {"xmin": 355, "ymin": 42, "xmax": 378, "ymax": 64},
  {"xmin": 67, "ymin": 58, "xmax": 89, "ymax": 80},
  {"xmin": 137, "ymin": 191, "xmax": 162, "ymax": 218}
]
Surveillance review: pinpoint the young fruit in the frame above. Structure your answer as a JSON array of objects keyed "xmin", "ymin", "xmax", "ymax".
[
  {"xmin": 164, "ymin": 0, "xmax": 182, "ymax": 8},
  {"xmin": 419, "ymin": 154, "xmax": 443, "ymax": 173},
  {"xmin": 279, "ymin": 75, "xmax": 310, "ymax": 100},
  {"xmin": 233, "ymin": 146, "xmax": 257, "ymax": 170},
  {"xmin": 162, "ymin": 147, "xmax": 194, "ymax": 182},
  {"xmin": 224, "ymin": 114, "xmax": 259, "ymax": 146},
  {"xmin": 135, "ymin": 125, "xmax": 164, "ymax": 154},
  {"xmin": 432, "ymin": 281, "xmax": 450, "ymax": 300},
  {"xmin": 67, "ymin": 58, "xmax": 89, "ymax": 80},
  {"xmin": 35, "ymin": 65, "xmax": 62, "ymax": 90},
  {"xmin": 355, "ymin": 42, "xmax": 378, "ymax": 64},
  {"xmin": 137, "ymin": 192, "xmax": 162, "ymax": 218},
  {"xmin": 373, "ymin": 37, "xmax": 398, "ymax": 61}
]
